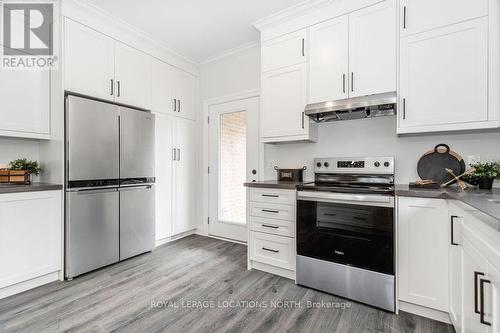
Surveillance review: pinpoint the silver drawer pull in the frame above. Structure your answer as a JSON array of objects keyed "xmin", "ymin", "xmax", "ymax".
[
  {"xmin": 262, "ymin": 209, "xmax": 279, "ymax": 213},
  {"xmin": 262, "ymin": 194, "xmax": 279, "ymax": 198},
  {"xmin": 262, "ymin": 247, "xmax": 279, "ymax": 253},
  {"xmin": 262, "ymin": 224, "xmax": 279, "ymax": 229}
]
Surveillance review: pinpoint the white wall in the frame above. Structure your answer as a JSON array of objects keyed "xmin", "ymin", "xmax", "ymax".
[
  {"xmin": 0, "ymin": 138, "xmax": 41, "ymax": 181},
  {"xmin": 264, "ymin": 117, "xmax": 500, "ymax": 183}
]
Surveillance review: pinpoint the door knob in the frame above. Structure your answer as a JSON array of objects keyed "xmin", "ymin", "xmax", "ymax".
[{"xmin": 252, "ymin": 169, "xmax": 257, "ymax": 175}]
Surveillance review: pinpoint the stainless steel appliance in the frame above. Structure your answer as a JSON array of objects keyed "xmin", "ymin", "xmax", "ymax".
[
  {"xmin": 296, "ymin": 156, "xmax": 395, "ymax": 312},
  {"xmin": 65, "ymin": 95, "xmax": 155, "ymax": 279},
  {"xmin": 304, "ymin": 91, "xmax": 397, "ymax": 123}
]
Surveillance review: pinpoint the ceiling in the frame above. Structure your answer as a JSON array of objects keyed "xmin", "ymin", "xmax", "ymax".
[{"xmin": 84, "ymin": 0, "xmax": 306, "ymax": 64}]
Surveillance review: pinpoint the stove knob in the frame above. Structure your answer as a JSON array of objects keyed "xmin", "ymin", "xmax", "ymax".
[
  {"xmin": 384, "ymin": 161, "xmax": 391, "ymax": 167},
  {"xmin": 374, "ymin": 161, "xmax": 381, "ymax": 167},
  {"xmin": 324, "ymin": 162, "xmax": 330, "ymax": 168},
  {"xmin": 316, "ymin": 162, "xmax": 322, "ymax": 168}
]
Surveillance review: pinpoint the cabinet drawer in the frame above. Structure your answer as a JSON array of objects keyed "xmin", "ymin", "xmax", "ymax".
[
  {"xmin": 249, "ymin": 231, "xmax": 295, "ymax": 270},
  {"xmin": 249, "ymin": 216, "xmax": 295, "ymax": 238},
  {"xmin": 249, "ymin": 202, "xmax": 295, "ymax": 221},
  {"xmin": 249, "ymin": 188, "xmax": 295, "ymax": 206}
]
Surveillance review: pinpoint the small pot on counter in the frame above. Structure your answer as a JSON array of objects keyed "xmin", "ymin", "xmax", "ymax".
[{"xmin": 274, "ymin": 166, "xmax": 306, "ymax": 182}]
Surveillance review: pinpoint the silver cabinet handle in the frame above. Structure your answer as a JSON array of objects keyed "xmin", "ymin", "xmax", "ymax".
[
  {"xmin": 302, "ymin": 112, "xmax": 305, "ymax": 129},
  {"xmin": 262, "ymin": 224, "xmax": 279, "ymax": 229},
  {"xmin": 173, "ymin": 99, "xmax": 177, "ymax": 112},
  {"xmin": 342, "ymin": 74, "xmax": 346, "ymax": 94},
  {"xmin": 262, "ymin": 194, "xmax": 279, "ymax": 198},
  {"xmin": 117, "ymin": 81, "xmax": 121, "ymax": 97},
  {"xmin": 178, "ymin": 99, "xmax": 181, "ymax": 113},
  {"xmin": 402, "ymin": 98, "xmax": 406, "ymax": 120},
  {"xmin": 172, "ymin": 148, "xmax": 176, "ymax": 161},
  {"xmin": 177, "ymin": 148, "xmax": 181, "ymax": 161},
  {"xmin": 262, "ymin": 209, "xmax": 279, "ymax": 213},
  {"xmin": 262, "ymin": 247, "xmax": 279, "ymax": 253},
  {"xmin": 403, "ymin": 6, "xmax": 407, "ymax": 29},
  {"xmin": 110, "ymin": 79, "xmax": 114, "ymax": 96},
  {"xmin": 351, "ymin": 72, "xmax": 354, "ymax": 92},
  {"xmin": 301, "ymin": 38, "xmax": 305, "ymax": 57}
]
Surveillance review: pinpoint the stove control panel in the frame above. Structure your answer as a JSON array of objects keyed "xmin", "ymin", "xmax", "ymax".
[{"xmin": 314, "ymin": 157, "xmax": 395, "ymax": 174}]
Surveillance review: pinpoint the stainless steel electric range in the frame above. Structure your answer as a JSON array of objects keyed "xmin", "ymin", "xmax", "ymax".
[{"xmin": 296, "ymin": 156, "xmax": 396, "ymax": 312}]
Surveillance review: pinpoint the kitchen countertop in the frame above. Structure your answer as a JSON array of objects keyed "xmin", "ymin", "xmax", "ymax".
[
  {"xmin": 244, "ymin": 180, "xmax": 500, "ymax": 222},
  {"xmin": 0, "ymin": 182, "xmax": 63, "ymax": 194}
]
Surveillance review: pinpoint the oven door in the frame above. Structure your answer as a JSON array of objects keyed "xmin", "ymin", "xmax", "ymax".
[{"xmin": 297, "ymin": 191, "xmax": 394, "ymax": 275}]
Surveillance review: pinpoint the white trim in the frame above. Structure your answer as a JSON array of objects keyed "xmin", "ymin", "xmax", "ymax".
[
  {"xmin": 0, "ymin": 271, "xmax": 60, "ymax": 300},
  {"xmin": 201, "ymin": 90, "xmax": 262, "ymax": 238},
  {"xmin": 398, "ymin": 301, "xmax": 452, "ymax": 324},
  {"xmin": 155, "ymin": 229, "xmax": 198, "ymax": 247},
  {"xmin": 200, "ymin": 41, "xmax": 260, "ymax": 65},
  {"xmin": 205, "ymin": 234, "xmax": 247, "ymax": 246}
]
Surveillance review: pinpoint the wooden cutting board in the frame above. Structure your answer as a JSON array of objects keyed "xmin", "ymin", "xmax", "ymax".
[{"xmin": 417, "ymin": 144, "xmax": 466, "ymax": 185}]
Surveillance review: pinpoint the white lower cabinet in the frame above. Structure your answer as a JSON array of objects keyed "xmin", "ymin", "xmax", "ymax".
[
  {"xmin": 155, "ymin": 113, "xmax": 197, "ymax": 243},
  {"xmin": 247, "ymin": 188, "xmax": 296, "ymax": 279},
  {"xmin": 398, "ymin": 197, "xmax": 449, "ymax": 312},
  {"xmin": 0, "ymin": 190, "xmax": 62, "ymax": 299}
]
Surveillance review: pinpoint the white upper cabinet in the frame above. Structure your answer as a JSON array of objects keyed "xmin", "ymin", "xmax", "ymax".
[
  {"xmin": 398, "ymin": 197, "xmax": 450, "ymax": 312},
  {"xmin": 349, "ymin": 1, "xmax": 397, "ymax": 97},
  {"xmin": 64, "ymin": 18, "xmax": 115, "ymax": 101},
  {"xmin": 309, "ymin": 16, "xmax": 349, "ymax": 103},
  {"xmin": 175, "ymin": 70, "xmax": 196, "ymax": 120},
  {"xmin": 262, "ymin": 29, "xmax": 307, "ymax": 72},
  {"xmin": 261, "ymin": 63, "xmax": 312, "ymax": 141},
  {"xmin": 400, "ymin": 0, "xmax": 488, "ymax": 37},
  {"xmin": 151, "ymin": 58, "xmax": 176, "ymax": 115},
  {"xmin": 114, "ymin": 42, "xmax": 150, "ymax": 109},
  {"xmin": 0, "ymin": 51, "xmax": 50, "ymax": 138},
  {"xmin": 399, "ymin": 17, "xmax": 488, "ymax": 132}
]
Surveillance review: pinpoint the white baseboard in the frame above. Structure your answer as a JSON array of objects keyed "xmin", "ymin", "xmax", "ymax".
[
  {"xmin": 206, "ymin": 234, "xmax": 247, "ymax": 245},
  {"xmin": 398, "ymin": 301, "xmax": 452, "ymax": 324},
  {"xmin": 155, "ymin": 229, "xmax": 198, "ymax": 247},
  {"xmin": 249, "ymin": 260, "xmax": 296, "ymax": 280},
  {"xmin": 0, "ymin": 271, "xmax": 60, "ymax": 300}
]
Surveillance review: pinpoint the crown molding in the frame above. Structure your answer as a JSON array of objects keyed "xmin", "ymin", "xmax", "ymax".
[
  {"xmin": 253, "ymin": 0, "xmax": 331, "ymax": 32},
  {"xmin": 199, "ymin": 41, "xmax": 260, "ymax": 65}
]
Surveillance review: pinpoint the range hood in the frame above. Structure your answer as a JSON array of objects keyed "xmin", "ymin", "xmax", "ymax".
[{"xmin": 305, "ymin": 92, "xmax": 397, "ymax": 123}]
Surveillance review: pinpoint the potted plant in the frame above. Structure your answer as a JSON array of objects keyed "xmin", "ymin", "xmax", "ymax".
[
  {"xmin": 8, "ymin": 158, "xmax": 42, "ymax": 184},
  {"xmin": 463, "ymin": 161, "xmax": 500, "ymax": 190}
]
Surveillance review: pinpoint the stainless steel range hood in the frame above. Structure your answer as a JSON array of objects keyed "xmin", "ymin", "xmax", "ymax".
[{"xmin": 305, "ymin": 92, "xmax": 397, "ymax": 123}]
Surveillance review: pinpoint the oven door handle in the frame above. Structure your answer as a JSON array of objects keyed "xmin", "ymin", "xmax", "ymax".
[{"xmin": 297, "ymin": 191, "xmax": 394, "ymax": 207}]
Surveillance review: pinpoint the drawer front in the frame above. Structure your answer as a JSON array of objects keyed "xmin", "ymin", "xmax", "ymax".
[
  {"xmin": 249, "ymin": 216, "xmax": 295, "ymax": 238},
  {"xmin": 249, "ymin": 231, "xmax": 295, "ymax": 270},
  {"xmin": 249, "ymin": 188, "xmax": 296, "ymax": 206},
  {"xmin": 249, "ymin": 202, "xmax": 295, "ymax": 221}
]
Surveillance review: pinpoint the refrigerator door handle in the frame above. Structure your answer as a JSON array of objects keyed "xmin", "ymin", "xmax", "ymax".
[
  {"xmin": 118, "ymin": 185, "xmax": 153, "ymax": 191},
  {"xmin": 68, "ymin": 186, "xmax": 119, "ymax": 193}
]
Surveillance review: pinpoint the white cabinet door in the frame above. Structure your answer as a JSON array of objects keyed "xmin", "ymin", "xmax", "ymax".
[
  {"xmin": 400, "ymin": 0, "xmax": 488, "ymax": 37},
  {"xmin": 262, "ymin": 29, "xmax": 307, "ymax": 72},
  {"xmin": 489, "ymin": 263, "xmax": 500, "ymax": 333},
  {"xmin": 114, "ymin": 42, "xmax": 150, "ymax": 109},
  {"xmin": 64, "ymin": 18, "xmax": 115, "ymax": 101},
  {"xmin": 398, "ymin": 197, "xmax": 449, "ymax": 311},
  {"xmin": 399, "ymin": 17, "xmax": 488, "ymax": 131},
  {"xmin": 261, "ymin": 63, "xmax": 308, "ymax": 140},
  {"xmin": 173, "ymin": 118, "xmax": 197, "ymax": 235},
  {"xmin": 0, "ymin": 191, "xmax": 62, "ymax": 289},
  {"xmin": 154, "ymin": 113, "xmax": 174, "ymax": 241},
  {"xmin": 0, "ymin": 49, "xmax": 50, "ymax": 137},
  {"xmin": 309, "ymin": 15, "xmax": 349, "ymax": 103},
  {"xmin": 151, "ymin": 58, "xmax": 176, "ymax": 115},
  {"xmin": 462, "ymin": 238, "xmax": 490, "ymax": 333},
  {"xmin": 175, "ymin": 70, "xmax": 196, "ymax": 120},
  {"xmin": 449, "ymin": 214, "xmax": 464, "ymax": 332},
  {"xmin": 349, "ymin": 1, "xmax": 397, "ymax": 97}
]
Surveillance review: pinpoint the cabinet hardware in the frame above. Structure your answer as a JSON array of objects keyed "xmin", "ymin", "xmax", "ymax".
[
  {"xmin": 262, "ymin": 224, "xmax": 279, "ymax": 229},
  {"xmin": 351, "ymin": 72, "xmax": 354, "ymax": 92},
  {"xmin": 262, "ymin": 209, "xmax": 279, "ymax": 214},
  {"xmin": 178, "ymin": 99, "xmax": 181, "ymax": 112},
  {"xmin": 262, "ymin": 194, "xmax": 279, "ymax": 198},
  {"xmin": 117, "ymin": 81, "xmax": 121, "ymax": 97},
  {"xmin": 402, "ymin": 98, "xmax": 406, "ymax": 120},
  {"xmin": 302, "ymin": 112, "xmax": 305, "ymax": 129},
  {"xmin": 110, "ymin": 79, "xmax": 114, "ymax": 96},
  {"xmin": 450, "ymin": 215, "xmax": 459, "ymax": 246},
  {"xmin": 177, "ymin": 148, "xmax": 181, "ymax": 161},
  {"xmin": 262, "ymin": 247, "xmax": 279, "ymax": 253},
  {"xmin": 479, "ymin": 278, "xmax": 492, "ymax": 326},
  {"xmin": 403, "ymin": 6, "xmax": 407, "ymax": 29},
  {"xmin": 173, "ymin": 99, "xmax": 177, "ymax": 112},
  {"xmin": 172, "ymin": 148, "xmax": 176, "ymax": 161},
  {"xmin": 343, "ymin": 74, "xmax": 346, "ymax": 94},
  {"xmin": 301, "ymin": 38, "xmax": 305, "ymax": 57},
  {"xmin": 474, "ymin": 271, "xmax": 485, "ymax": 314}
]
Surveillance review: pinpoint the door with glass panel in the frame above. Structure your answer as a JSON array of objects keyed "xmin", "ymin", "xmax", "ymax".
[{"xmin": 208, "ymin": 97, "xmax": 260, "ymax": 242}]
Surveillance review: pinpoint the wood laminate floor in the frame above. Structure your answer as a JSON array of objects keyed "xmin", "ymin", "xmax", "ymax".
[{"xmin": 0, "ymin": 235, "xmax": 454, "ymax": 333}]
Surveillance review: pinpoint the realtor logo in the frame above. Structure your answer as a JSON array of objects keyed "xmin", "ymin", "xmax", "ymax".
[{"xmin": 2, "ymin": 1, "xmax": 57, "ymax": 69}]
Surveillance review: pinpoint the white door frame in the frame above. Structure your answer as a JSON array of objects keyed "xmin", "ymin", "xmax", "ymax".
[{"xmin": 201, "ymin": 89, "xmax": 262, "ymax": 242}]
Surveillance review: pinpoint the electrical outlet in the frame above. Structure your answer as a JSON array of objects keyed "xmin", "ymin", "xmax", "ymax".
[
  {"xmin": 268, "ymin": 160, "xmax": 278, "ymax": 170},
  {"xmin": 468, "ymin": 155, "xmax": 481, "ymax": 166}
]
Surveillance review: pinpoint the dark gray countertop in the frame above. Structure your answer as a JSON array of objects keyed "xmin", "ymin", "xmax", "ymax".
[
  {"xmin": 244, "ymin": 180, "xmax": 308, "ymax": 189},
  {"xmin": 0, "ymin": 182, "xmax": 63, "ymax": 194}
]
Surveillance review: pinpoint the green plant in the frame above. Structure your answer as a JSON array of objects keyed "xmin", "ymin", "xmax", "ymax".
[
  {"xmin": 467, "ymin": 161, "xmax": 500, "ymax": 180},
  {"xmin": 9, "ymin": 158, "xmax": 42, "ymax": 176}
]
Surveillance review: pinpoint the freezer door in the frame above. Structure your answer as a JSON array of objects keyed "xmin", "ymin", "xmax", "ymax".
[
  {"xmin": 119, "ymin": 185, "xmax": 155, "ymax": 260},
  {"xmin": 66, "ymin": 188, "xmax": 120, "ymax": 279},
  {"xmin": 66, "ymin": 95, "xmax": 120, "ymax": 182},
  {"xmin": 120, "ymin": 107, "xmax": 155, "ymax": 180}
]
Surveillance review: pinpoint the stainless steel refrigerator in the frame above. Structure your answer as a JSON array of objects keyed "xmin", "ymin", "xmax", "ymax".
[{"xmin": 65, "ymin": 95, "xmax": 155, "ymax": 279}]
